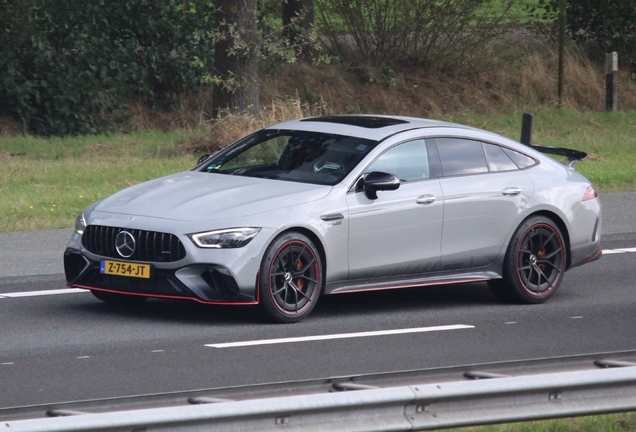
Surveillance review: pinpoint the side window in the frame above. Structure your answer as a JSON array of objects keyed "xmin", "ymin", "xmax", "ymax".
[
  {"xmin": 366, "ymin": 139, "xmax": 430, "ymax": 182},
  {"xmin": 483, "ymin": 143, "xmax": 519, "ymax": 172},
  {"xmin": 503, "ymin": 147, "xmax": 536, "ymax": 169},
  {"xmin": 435, "ymin": 138, "xmax": 488, "ymax": 176}
]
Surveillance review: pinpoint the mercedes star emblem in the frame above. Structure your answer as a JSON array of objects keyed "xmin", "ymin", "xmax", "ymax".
[{"xmin": 115, "ymin": 231, "xmax": 136, "ymax": 258}]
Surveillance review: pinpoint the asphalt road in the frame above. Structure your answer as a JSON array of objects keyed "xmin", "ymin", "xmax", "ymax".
[{"xmin": 0, "ymin": 193, "xmax": 634, "ymax": 409}]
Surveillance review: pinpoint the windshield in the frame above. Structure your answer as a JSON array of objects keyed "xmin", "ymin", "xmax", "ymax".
[{"xmin": 200, "ymin": 129, "xmax": 380, "ymax": 185}]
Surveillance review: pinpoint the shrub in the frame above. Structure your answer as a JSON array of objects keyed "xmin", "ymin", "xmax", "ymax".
[
  {"xmin": 314, "ymin": 0, "xmax": 518, "ymax": 67},
  {"xmin": 0, "ymin": 0, "xmax": 215, "ymax": 135},
  {"xmin": 531, "ymin": 0, "xmax": 636, "ymax": 64}
]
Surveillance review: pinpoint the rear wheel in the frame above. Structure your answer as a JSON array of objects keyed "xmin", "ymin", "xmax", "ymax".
[
  {"xmin": 259, "ymin": 232, "xmax": 323, "ymax": 323},
  {"xmin": 489, "ymin": 216, "xmax": 566, "ymax": 304},
  {"xmin": 91, "ymin": 290, "xmax": 147, "ymax": 306}
]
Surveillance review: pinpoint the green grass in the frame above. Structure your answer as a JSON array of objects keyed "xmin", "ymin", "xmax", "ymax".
[
  {"xmin": 452, "ymin": 411, "xmax": 636, "ymax": 432},
  {"xmin": 1, "ymin": 108, "xmax": 635, "ymax": 233},
  {"xmin": 0, "ymin": 131, "xmax": 200, "ymax": 232}
]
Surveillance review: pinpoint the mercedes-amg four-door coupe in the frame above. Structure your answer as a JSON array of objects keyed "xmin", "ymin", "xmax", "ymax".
[{"xmin": 64, "ymin": 115, "xmax": 602, "ymax": 322}]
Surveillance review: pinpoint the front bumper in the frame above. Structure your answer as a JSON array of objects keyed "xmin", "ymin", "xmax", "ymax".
[{"xmin": 64, "ymin": 248, "xmax": 258, "ymax": 304}]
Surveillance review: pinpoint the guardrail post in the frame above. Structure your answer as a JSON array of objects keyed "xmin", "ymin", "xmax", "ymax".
[{"xmin": 606, "ymin": 52, "xmax": 618, "ymax": 111}]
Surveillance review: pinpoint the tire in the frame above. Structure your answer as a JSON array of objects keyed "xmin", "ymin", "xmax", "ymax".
[
  {"xmin": 489, "ymin": 216, "xmax": 566, "ymax": 304},
  {"xmin": 259, "ymin": 232, "xmax": 323, "ymax": 323},
  {"xmin": 91, "ymin": 290, "xmax": 148, "ymax": 306}
]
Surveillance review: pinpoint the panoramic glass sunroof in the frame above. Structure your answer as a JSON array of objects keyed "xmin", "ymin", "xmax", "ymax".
[{"xmin": 301, "ymin": 116, "xmax": 409, "ymax": 129}]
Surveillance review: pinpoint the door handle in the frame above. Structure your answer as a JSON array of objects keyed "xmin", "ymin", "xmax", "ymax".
[
  {"xmin": 416, "ymin": 194, "xmax": 436, "ymax": 205},
  {"xmin": 502, "ymin": 187, "xmax": 522, "ymax": 196}
]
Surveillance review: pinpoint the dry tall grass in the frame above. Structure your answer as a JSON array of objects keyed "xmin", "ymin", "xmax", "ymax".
[
  {"xmin": 261, "ymin": 41, "xmax": 636, "ymax": 118},
  {"xmin": 183, "ymin": 41, "xmax": 635, "ymax": 150},
  {"xmin": 177, "ymin": 95, "xmax": 332, "ymax": 153},
  {"xmin": 3, "ymin": 40, "xmax": 634, "ymax": 144}
]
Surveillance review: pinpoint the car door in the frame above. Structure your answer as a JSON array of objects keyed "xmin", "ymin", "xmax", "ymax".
[
  {"xmin": 434, "ymin": 138, "xmax": 535, "ymax": 270},
  {"xmin": 346, "ymin": 139, "xmax": 443, "ymax": 280}
]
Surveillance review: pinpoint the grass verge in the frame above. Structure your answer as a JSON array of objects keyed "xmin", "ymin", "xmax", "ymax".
[
  {"xmin": 452, "ymin": 411, "xmax": 636, "ymax": 432},
  {"xmin": 1, "ymin": 108, "xmax": 634, "ymax": 233},
  {"xmin": 0, "ymin": 131, "xmax": 197, "ymax": 232}
]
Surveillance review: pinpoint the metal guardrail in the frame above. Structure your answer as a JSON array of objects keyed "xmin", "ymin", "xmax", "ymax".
[{"xmin": 5, "ymin": 365, "xmax": 636, "ymax": 432}]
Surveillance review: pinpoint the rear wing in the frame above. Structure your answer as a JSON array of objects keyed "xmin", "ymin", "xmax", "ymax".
[
  {"xmin": 528, "ymin": 144, "xmax": 588, "ymax": 167},
  {"xmin": 520, "ymin": 113, "xmax": 588, "ymax": 168}
]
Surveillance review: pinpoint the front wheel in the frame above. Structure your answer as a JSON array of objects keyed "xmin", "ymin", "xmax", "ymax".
[
  {"xmin": 259, "ymin": 232, "xmax": 323, "ymax": 323},
  {"xmin": 489, "ymin": 216, "xmax": 566, "ymax": 304}
]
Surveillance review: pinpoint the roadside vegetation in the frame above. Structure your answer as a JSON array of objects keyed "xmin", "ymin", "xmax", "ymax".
[
  {"xmin": 454, "ymin": 411, "xmax": 636, "ymax": 432},
  {"xmin": 1, "ymin": 0, "xmax": 635, "ymax": 232}
]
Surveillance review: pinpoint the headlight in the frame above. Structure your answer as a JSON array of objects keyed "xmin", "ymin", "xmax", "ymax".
[
  {"xmin": 190, "ymin": 228, "xmax": 261, "ymax": 249},
  {"xmin": 75, "ymin": 214, "xmax": 87, "ymax": 235}
]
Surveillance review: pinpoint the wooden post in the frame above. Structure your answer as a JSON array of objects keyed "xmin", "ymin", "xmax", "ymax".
[
  {"xmin": 520, "ymin": 113, "xmax": 534, "ymax": 145},
  {"xmin": 606, "ymin": 52, "xmax": 618, "ymax": 111},
  {"xmin": 557, "ymin": 0, "xmax": 566, "ymax": 106}
]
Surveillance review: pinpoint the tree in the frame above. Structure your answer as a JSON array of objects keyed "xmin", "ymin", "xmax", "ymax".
[
  {"xmin": 282, "ymin": 0, "xmax": 314, "ymax": 52},
  {"xmin": 315, "ymin": 0, "xmax": 516, "ymax": 66},
  {"xmin": 537, "ymin": 0, "xmax": 636, "ymax": 63},
  {"xmin": 212, "ymin": 0, "xmax": 260, "ymax": 117},
  {"xmin": 566, "ymin": 0, "xmax": 636, "ymax": 60}
]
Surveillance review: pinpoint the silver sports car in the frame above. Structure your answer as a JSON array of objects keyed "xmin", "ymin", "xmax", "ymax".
[{"xmin": 64, "ymin": 115, "xmax": 602, "ymax": 323}]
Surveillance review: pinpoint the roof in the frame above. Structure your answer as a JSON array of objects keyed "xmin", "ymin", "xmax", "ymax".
[{"xmin": 268, "ymin": 115, "xmax": 469, "ymax": 141}]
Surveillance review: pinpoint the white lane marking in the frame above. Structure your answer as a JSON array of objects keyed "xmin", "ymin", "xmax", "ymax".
[
  {"xmin": 603, "ymin": 250, "xmax": 625, "ymax": 255},
  {"xmin": 0, "ymin": 288, "xmax": 86, "ymax": 298},
  {"xmin": 603, "ymin": 247, "xmax": 636, "ymax": 254},
  {"xmin": 206, "ymin": 325, "xmax": 475, "ymax": 349},
  {"xmin": 76, "ymin": 356, "xmax": 90, "ymax": 359},
  {"xmin": 504, "ymin": 322, "xmax": 517, "ymax": 325},
  {"xmin": 1, "ymin": 362, "xmax": 14, "ymax": 365},
  {"xmin": 152, "ymin": 350, "xmax": 164, "ymax": 353},
  {"xmin": 571, "ymin": 316, "xmax": 583, "ymax": 319}
]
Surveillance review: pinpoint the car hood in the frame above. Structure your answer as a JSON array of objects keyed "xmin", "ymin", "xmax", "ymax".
[{"xmin": 94, "ymin": 172, "xmax": 332, "ymax": 222}]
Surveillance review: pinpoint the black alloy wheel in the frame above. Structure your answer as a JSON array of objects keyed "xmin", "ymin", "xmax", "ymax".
[
  {"xmin": 489, "ymin": 216, "xmax": 566, "ymax": 304},
  {"xmin": 259, "ymin": 232, "xmax": 323, "ymax": 323}
]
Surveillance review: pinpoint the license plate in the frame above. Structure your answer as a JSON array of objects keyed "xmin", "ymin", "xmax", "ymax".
[{"xmin": 100, "ymin": 260, "xmax": 151, "ymax": 279}]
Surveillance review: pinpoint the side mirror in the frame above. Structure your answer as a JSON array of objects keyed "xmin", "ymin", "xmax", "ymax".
[
  {"xmin": 197, "ymin": 154, "xmax": 212, "ymax": 166},
  {"xmin": 363, "ymin": 171, "xmax": 400, "ymax": 200}
]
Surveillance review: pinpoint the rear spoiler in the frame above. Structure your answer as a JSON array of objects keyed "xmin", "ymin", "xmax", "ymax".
[
  {"xmin": 528, "ymin": 144, "xmax": 588, "ymax": 167},
  {"xmin": 520, "ymin": 113, "xmax": 587, "ymax": 168}
]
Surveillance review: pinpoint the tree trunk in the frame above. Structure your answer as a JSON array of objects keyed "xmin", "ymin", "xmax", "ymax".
[
  {"xmin": 282, "ymin": 0, "xmax": 314, "ymax": 58},
  {"xmin": 212, "ymin": 0, "xmax": 260, "ymax": 117}
]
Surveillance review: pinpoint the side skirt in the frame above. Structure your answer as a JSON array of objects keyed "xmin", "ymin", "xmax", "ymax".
[{"xmin": 325, "ymin": 271, "xmax": 500, "ymax": 295}]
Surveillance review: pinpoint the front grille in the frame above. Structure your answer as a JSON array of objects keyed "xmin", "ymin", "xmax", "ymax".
[{"xmin": 82, "ymin": 225, "xmax": 186, "ymax": 262}]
